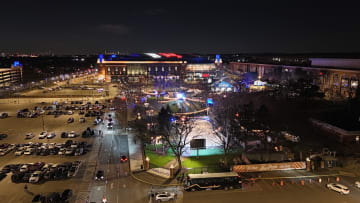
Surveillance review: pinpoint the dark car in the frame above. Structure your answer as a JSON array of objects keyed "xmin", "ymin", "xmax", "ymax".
[
  {"xmin": 67, "ymin": 117, "xmax": 74, "ymax": 123},
  {"xmin": 79, "ymin": 111, "xmax": 84, "ymax": 115},
  {"xmin": 61, "ymin": 132, "xmax": 69, "ymax": 138},
  {"xmin": 45, "ymin": 192, "xmax": 61, "ymax": 203},
  {"xmin": 1, "ymin": 165, "xmax": 12, "ymax": 173},
  {"xmin": 22, "ymin": 173, "xmax": 31, "ymax": 182},
  {"xmin": 32, "ymin": 194, "xmax": 45, "ymax": 203},
  {"xmin": 64, "ymin": 140, "xmax": 73, "ymax": 147},
  {"xmin": 0, "ymin": 134, "xmax": 8, "ymax": 140},
  {"xmin": 61, "ymin": 189, "xmax": 73, "ymax": 201},
  {"xmin": 95, "ymin": 170, "xmax": 104, "ymax": 180},
  {"xmin": 0, "ymin": 172, "xmax": 7, "ymax": 181}
]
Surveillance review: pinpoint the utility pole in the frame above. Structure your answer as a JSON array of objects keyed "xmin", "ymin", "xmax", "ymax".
[{"xmin": 41, "ymin": 114, "xmax": 45, "ymax": 131}]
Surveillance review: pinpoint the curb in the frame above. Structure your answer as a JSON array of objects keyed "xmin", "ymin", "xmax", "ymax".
[
  {"xmin": 247, "ymin": 173, "xmax": 343, "ymax": 181},
  {"xmin": 130, "ymin": 172, "xmax": 182, "ymax": 187}
]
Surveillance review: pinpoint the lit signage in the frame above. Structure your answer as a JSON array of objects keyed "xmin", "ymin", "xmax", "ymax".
[
  {"xmin": 99, "ymin": 54, "xmax": 104, "ymax": 63},
  {"xmin": 158, "ymin": 53, "xmax": 182, "ymax": 59}
]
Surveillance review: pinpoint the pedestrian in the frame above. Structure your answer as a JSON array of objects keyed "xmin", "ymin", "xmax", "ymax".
[{"xmin": 24, "ymin": 184, "xmax": 28, "ymax": 191}]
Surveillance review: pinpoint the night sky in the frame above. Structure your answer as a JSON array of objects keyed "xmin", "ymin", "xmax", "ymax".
[{"xmin": 1, "ymin": 1, "xmax": 360, "ymax": 54}]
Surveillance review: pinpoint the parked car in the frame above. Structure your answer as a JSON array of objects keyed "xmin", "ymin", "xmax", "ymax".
[
  {"xmin": 355, "ymin": 181, "xmax": 360, "ymax": 188},
  {"xmin": 67, "ymin": 167, "xmax": 77, "ymax": 177},
  {"xmin": 47, "ymin": 132, "xmax": 56, "ymax": 139},
  {"xmin": 39, "ymin": 131, "xmax": 48, "ymax": 139},
  {"xmin": 0, "ymin": 148, "xmax": 11, "ymax": 156},
  {"xmin": 67, "ymin": 117, "xmax": 74, "ymax": 123},
  {"xmin": 326, "ymin": 183, "xmax": 350, "ymax": 195},
  {"xmin": 155, "ymin": 192, "xmax": 176, "ymax": 202},
  {"xmin": 0, "ymin": 134, "xmax": 8, "ymax": 140},
  {"xmin": 32, "ymin": 194, "xmax": 45, "ymax": 203},
  {"xmin": 67, "ymin": 111, "xmax": 74, "ymax": 115},
  {"xmin": 0, "ymin": 172, "xmax": 6, "ymax": 181},
  {"xmin": 25, "ymin": 133, "xmax": 35, "ymax": 139},
  {"xmin": 29, "ymin": 171, "xmax": 42, "ymax": 183},
  {"xmin": 24, "ymin": 148, "xmax": 35, "ymax": 155},
  {"xmin": 15, "ymin": 148, "xmax": 24, "ymax": 156},
  {"xmin": 75, "ymin": 148, "xmax": 83, "ymax": 156},
  {"xmin": 0, "ymin": 113, "xmax": 8, "ymax": 118},
  {"xmin": 61, "ymin": 189, "xmax": 73, "ymax": 202},
  {"xmin": 79, "ymin": 117, "xmax": 85, "ymax": 123},
  {"xmin": 61, "ymin": 132, "xmax": 68, "ymax": 138},
  {"xmin": 68, "ymin": 131, "xmax": 76, "ymax": 138},
  {"xmin": 45, "ymin": 192, "xmax": 61, "ymax": 203},
  {"xmin": 65, "ymin": 148, "xmax": 74, "ymax": 156}
]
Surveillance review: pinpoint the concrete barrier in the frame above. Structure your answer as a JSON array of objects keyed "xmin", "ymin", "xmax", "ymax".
[{"xmin": 233, "ymin": 161, "xmax": 306, "ymax": 173}]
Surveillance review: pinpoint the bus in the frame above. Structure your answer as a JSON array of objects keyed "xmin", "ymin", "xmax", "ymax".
[{"xmin": 184, "ymin": 172, "xmax": 242, "ymax": 191}]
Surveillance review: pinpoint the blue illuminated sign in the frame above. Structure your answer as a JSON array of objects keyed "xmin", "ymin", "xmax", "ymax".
[
  {"xmin": 207, "ymin": 98, "xmax": 214, "ymax": 105},
  {"xmin": 99, "ymin": 54, "xmax": 104, "ymax": 63},
  {"xmin": 111, "ymin": 54, "xmax": 116, "ymax": 58},
  {"xmin": 216, "ymin": 54, "xmax": 220, "ymax": 61},
  {"xmin": 13, "ymin": 61, "xmax": 21, "ymax": 67}
]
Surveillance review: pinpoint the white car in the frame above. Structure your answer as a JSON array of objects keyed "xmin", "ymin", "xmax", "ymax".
[
  {"xmin": 25, "ymin": 133, "xmax": 35, "ymax": 139},
  {"xmin": 326, "ymin": 183, "xmax": 350, "ymax": 195},
  {"xmin": 68, "ymin": 111, "xmax": 74, "ymax": 115},
  {"xmin": 39, "ymin": 131, "xmax": 48, "ymax": 139},
  {"xmin": 24, "ymin": 148, "xmax": 35, "ymax": 155},
  {"xmin": 155, "ymin": 192, "xmax": 176, "ymax": 202},
  {"xmin": 29, "ymin": 171, "xmax": 42, "ymax": 183},
  {"xmin": 47, "ymin": 132, "xmax": 56, "ymax": 139},
  {"xmin": 0, "ymin": 148, "xmax": 11, "ymax": 156},
  {"xmin": 68, "ymin": 131, "xmax": 76, "ymax": 138},
  {"xmin": 355, "ymin": 181, "xmax": 360, "ymax": 188},
  {"xmin": 15, "ymin": 149, "xmax": 24, "ymax": 156},
  {"xmin": 20, "ymin": 164, "xmax": 29, "ymax": 172}
]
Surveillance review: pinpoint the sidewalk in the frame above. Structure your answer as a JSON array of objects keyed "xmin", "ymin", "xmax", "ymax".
[{"xmin": 127, "ymin": 130, "xmax": 145, "ymax": 172}]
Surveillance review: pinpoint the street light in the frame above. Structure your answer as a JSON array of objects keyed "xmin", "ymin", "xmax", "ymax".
[{"xmin": 145, "ymin": 157, "xmax": 150, "ymax": 170}]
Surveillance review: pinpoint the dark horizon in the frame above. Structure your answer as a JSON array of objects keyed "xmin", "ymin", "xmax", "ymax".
[{"xmin": 1, "ymin": 1, "xmax": 360, "ymax": 54}]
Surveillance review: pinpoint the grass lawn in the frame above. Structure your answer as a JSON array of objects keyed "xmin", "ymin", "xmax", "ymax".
[
  {"xmin": 182, "ymin": 155, "xmax": 223, "ymax": 168},
  {"xmin": 145, "ymin": 146, "xmax": 174, "ymax": 168}
]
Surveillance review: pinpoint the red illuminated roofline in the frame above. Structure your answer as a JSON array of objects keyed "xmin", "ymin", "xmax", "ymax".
[{"xmin": 158, "ymin": 53, "xmax": 183, "ymax": 59}]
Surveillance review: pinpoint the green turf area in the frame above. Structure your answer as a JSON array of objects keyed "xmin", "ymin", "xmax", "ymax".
[
  {"xmin": 145, "ymin": 145, "xmax": 174, "ymax": 168},
  {"xmin": 182, "ymin": 155, "xmax": 222, "ymax": 168}
]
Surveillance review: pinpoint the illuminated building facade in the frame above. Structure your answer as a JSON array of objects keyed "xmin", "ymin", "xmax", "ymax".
[
  {"xmin": 96, "ymin": 53, "xmax": 186, "ymax": 83},
  {"xmin": 229, "ymin": 59, "xmax": 360, "ymax": 99},
  {"xmin": 0, "ymin": 61, "xmax": 23, "ymax": 87}
]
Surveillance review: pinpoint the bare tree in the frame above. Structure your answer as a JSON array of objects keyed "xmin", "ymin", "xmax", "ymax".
[
  {"xmin": 162, "ymin": 119, "xmax": 194, "ymax": 170},
  {"xmin": 210, "ymin": 94, "xmax": 241, "ymax": 167}
]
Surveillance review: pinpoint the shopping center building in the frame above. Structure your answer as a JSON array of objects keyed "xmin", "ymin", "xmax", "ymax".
[
  {"xmin": 229, "ymin": 58, "xmax": 360, "ymax": 99},
  {"xmin": 96, "ymin": 53, "xmax": 186, "ymax": 83}
]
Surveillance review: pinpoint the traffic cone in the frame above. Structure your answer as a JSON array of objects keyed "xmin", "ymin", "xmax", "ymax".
[
  {"xmin": 327, "ymin": 177, "xmax": 330, "ymax": 183},
  {"xmin": 318, "ymin": 178, "xmax": 322, "ymax": 183},
  {"xmin": 102, "ymin": 196, "xmax": 107, "ymax": 203},
  {"xmin": 301, "ymin": 180, "xmax": 304, "ymax": 186},
  {"xmin": 336, "ymin": 177, "xmax": 340, "ymax": 182},
  {"xmin": 280, "ymin": 180, "xmax": 284, "ymax": 186}
]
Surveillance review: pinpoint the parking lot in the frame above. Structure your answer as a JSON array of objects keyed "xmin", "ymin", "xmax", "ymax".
[{"xmin": 0, "ymin": 76, "xmax": 119, "ymax": 202}]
